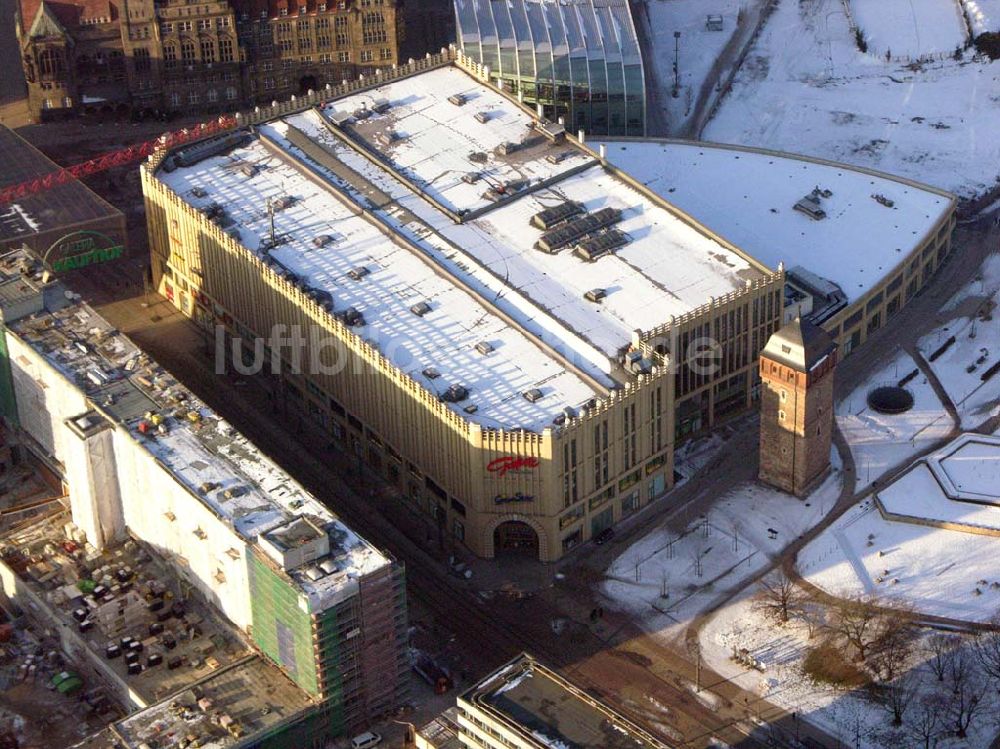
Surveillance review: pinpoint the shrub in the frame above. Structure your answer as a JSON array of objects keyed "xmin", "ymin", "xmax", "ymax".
[{"xmin": 803, "ymin": 642, "xmax": 870, "ymax": 688}]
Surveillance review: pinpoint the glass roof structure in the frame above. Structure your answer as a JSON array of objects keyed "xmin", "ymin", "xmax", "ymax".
[{"xmin": 454, "ymin": 0, "xmax": 646, "ymax": 136}]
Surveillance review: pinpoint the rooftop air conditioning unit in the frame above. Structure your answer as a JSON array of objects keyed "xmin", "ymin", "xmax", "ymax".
[
  {"xmin": 462, "ymin": 172, "xmax": 481, "ymax": 184},
  {"xmin": 523, "ymin": 388, "xmax": 543, "ymax": 403},
  {"xmin": 347, "ymin": 266, "xmax": 369, "ymax": 281},
  {"xmin": 422, "ymin": 366, "xmax": 440, "ymax": 379},
  {"xmin": 410, "ymin": 301, "xmax": 431, "ymax": 317},
  {"xmin": 447, "ymin": 93, "xmax": 467, "ymax": 106},
  {"xmin": 584, "ymin": 288, "xmax": 606, "ymax": 303},
  {"xmin": 474, "ymin": 111, "xmax": 489, "ymax": 124},
  {"xmin": 372, "ymin": 98, "xmax": 391, "ymax": 113},
  {"xmin": 475, "ymin": 341, "xmax": 493, "ymax": 355},
  {"xmin": 313, "ymin": 234, "xmax": 333, "ymax": 248}
]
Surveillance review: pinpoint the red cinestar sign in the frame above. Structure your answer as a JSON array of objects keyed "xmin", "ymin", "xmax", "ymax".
[{"xmin": 486, "ymin": 456, "xmax": 539, "ymax": 477}]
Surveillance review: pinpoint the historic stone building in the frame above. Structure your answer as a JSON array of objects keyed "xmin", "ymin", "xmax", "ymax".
[
  {"xmin": 14, "ymin": 0, "xmax": 402, "ymax": 120},
  {"xmin": 758, "ymin": 318, "xmax": 838, "ymax": 496}
]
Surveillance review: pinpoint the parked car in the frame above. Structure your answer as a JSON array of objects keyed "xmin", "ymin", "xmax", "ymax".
[
  {"xmin": 350, "ymin": 731, "xmax": 382, "ymax": 749},
  {"xmin": 593, "ymin": 527, "xmax": 615, "ymax": 545}
]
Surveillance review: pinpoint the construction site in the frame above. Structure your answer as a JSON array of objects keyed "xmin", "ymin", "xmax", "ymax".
[{"xmin": 0, "ymin": 247, "xmax": 410, "ymax": 747}]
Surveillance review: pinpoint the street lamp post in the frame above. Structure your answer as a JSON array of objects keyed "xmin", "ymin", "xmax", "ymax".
[{"xmin": 673, "ymin": 31, "xmax": 681, "ymax": 98}]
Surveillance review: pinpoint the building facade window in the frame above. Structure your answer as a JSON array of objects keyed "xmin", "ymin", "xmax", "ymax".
[
  {"xmin": 181, "ymin": 41, "xmax": 196, "ymax": 63},
  {"xmin": 219, "ymin": 38, "xmax": 234, "ymax": 62}
]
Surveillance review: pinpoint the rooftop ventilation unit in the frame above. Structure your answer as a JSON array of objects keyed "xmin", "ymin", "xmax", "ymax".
[
  {"xmin": 328, "ymin": 110, "xmax": 353, "ymax": 127},
  {"xmin": 462, "ymin": 172, "xmax": 481, "ymax": 184},
  {"xmin": 584, "ymin": 288, "xmax": 606, "ymax": 303},
  {"xmin": 191, "ymin": 186, "xmax": 208, "ymax": 198},
  {"xmin": 410, "ymin": 301, "xmax": 431, "ymax": 317},
  {"xmin": 530, "ymin": 201, "xmax": 584, "ymax": 230},
  {"xmin": 535, "ymin": 120, "xmax": 566, "ymax": 143},
  {"xmin": 448, "ymin": 93, "xmax": 467, "ymax": 106},
  {"xmin": 625, "ymin": 351, "xmax": 653, "ymax": 375},
  {"xmin": 203, "ymin": 202, "xmax": 224, "ymax": 219},
  {"xmin": 535, "ymin": 207, "xmax": 623, "ymax": 253},
  {"xmin": 441, "ymin": 384, "xmax": 469, "ymax": 403},
  {"xmin": 309, "ymin": 288, "xmax": 334, "ymax": 307},
  {"xmin": 239, "ymin": 164, "xmax": 258, "ymax": 178},
  {"xmin": 272, "ymin": 195, "xmax": 296, "ymax": 211},
  {"xmin": 574, "ymin": 230, "xmax": 629, "ymax": 261},
  {"xmin": 422, "ymin": 366, "xmax": 440, "ymax": 379},
  {"xmin": 372, "ymin": 98, "xmax": 391, "ymax": 113},
  {"xmin": 312, "ymin": 234, "xmax": 333, "ymax": 248},
  {"xmin": 475, "ymin": 341, "xmax": 494, "ymax": 355},
  {"xmin": 376, "ymin": 131, "xmax": 401, "ymax": 147},
  {"xmin": 353, "ymin": 107, "xmax": 372, "ymax": 120},
  {"xmin": 793, "ymin": 191, "xmax": 826, "ymax": 220},
  {"xmin": 463, "ymin": 404, "xmax": 478, "ymax": 414},
  {"xmin": 474, "ymin": 111, "xmax": 490, "ymax": 124},
  {"xmin": 469, "ymin": 151, "xmax": 488, "ymax": 164},
  {"xmin": 522, "ymin": 388, "xmax": 543, "ymax": 403},
  {"xmin": 872, "ymin": 193, "xmax": 895, "ymax": 208},
  {"xmin": 495, "ymin": 142, "xmax": 519, "ymax": 156},
  {"xmin": 347, "ymin": 266, "xmax": 369, "ymax": 281},
  {"xmin": 546, "ymin": 151, "xmax": 572, "ymax": 165}
]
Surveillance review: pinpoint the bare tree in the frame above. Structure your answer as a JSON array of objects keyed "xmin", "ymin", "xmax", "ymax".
[
  {"xmin": 691, "ymin": 544, "xmax": 704, "ymax": 578},
  {"xmin": 753, "ymin": 569, "xmax": 804, "ymax": 624},
  {"xmin": 947, "ymin": 644, "xmax": 970, "ymax": 688},
  {"xmin": 972, "ymin": 615, "xmax": 1000, "ymax": 687},
  {"xmin": 880, "ymin": 669, "xmax": 919, "ymax": 726},
  {"xmin": 947, "ymin": 662, "xmax": 987, "ymax": 739},
  {"xmin": 830, "ymin": 594, "xmax": 883, "ymax": 661},
  {"xmin": 869, "ymin": 614, "xmax": 914, "ymax": 683},
  {"xmin": 905, "ymin": 694, "xmax": 944, "ymax": 749},
  {"xmin": 925, "ymin": 633, "xmax": 960, "ymax": 682}
]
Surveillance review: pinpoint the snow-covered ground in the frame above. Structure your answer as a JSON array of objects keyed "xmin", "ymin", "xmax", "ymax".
[
  {"xmin": 836, "ymin": 350, "xmax": 954, "ymax": 491},
  {"xmin": 639, "ymin": 0, "xmax": 745, "ymax": 132},
  {"xmin": 701, "ymin": 594, "xmax": 999, "ymax": 747},
  {"xmin": 918, "ymin": 253, "xmax": 1000, "ymax": 428},
  {"xmin": 799, "ymin": 497, "xmax": 1000, "ymax": 622},
  {"xmin": 962, "ymin": 0, "xmax": 1000, "ymax": 36},
  {"xmin": 704, "ymin": 0, "xmax": 1000, "ymax": 198},
  {"xmin": 850, "ymin": 0, "xmax": 967, "ymax": 60},
  {"xmin": 602, "ymin": 463, "xmax": 841, "ymax": 628}
]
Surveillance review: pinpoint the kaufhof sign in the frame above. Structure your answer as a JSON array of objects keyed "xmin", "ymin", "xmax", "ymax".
[{"xmin": 45, "ymin": 231, "xmax": 124, "ymax": 273}]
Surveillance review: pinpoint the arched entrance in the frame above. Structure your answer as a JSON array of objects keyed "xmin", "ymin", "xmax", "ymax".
[
  {"xmin": 298, "ymin": 74, "xmax": 319, "ymax": 94},
  {"xmin": 493, "ymin": 521, "xmax": 539, "ymax": 555}
]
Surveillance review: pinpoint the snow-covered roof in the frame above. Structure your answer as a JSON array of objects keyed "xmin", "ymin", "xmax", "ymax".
[
  {"xmin": 6, "ymin": 297, "xmax": 390, "ymax": 609},
  {"xmin": 596, "ymin": 140, "xmax": 955, "ymax": 303},
  {"xmin": 320, "ymin": 65, "xmax": 595, "ymax": 215},
  {"xmin": 156, "ymin": 136, "xmax": 603, "ymax": 431}
]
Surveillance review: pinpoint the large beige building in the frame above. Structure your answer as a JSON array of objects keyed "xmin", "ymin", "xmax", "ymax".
[{"xmin": 141, "ymin": 50, "xmax": 785, "ymax": 562}]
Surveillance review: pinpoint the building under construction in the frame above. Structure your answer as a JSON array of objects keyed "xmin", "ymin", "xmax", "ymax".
[{"xmin": 0, "ymin": 249, "xmax": 409, "ymax": 745}]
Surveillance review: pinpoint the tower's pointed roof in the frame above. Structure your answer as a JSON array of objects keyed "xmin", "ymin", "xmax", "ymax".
[
  {"xmin": 27, "ymin": 1, "xmax": 69, "ymax": 38},
  {"xmin": 762, "ymin": 317, "xmax": 837, "ymax": 372}
]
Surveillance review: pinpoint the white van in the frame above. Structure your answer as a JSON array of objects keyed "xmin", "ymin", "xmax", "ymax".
[{"xmin": 350, "ymin": 731, "xmax": 382, "ymax": 749}]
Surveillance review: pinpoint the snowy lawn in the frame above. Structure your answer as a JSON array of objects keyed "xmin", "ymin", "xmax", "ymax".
[
  {"xmin": 798, "ymin": 497, "xmax": 1000, "ymax": 622},
  {"xmin": 962, "ymin": 0, "xmax": 1000, "ymax": 36},
  {"xmin": 919, "ymin": 311, "xmax": 1000, "ymax": 429},
  {"xmin": 640, "ymin": 0, "xmax": 744, "ymax": 131},
  {"xmin": 850, "ymin": 0, "xmax": 967, "ymax": 60},
  {"xmin": 704, "ymin": 0, "xmax": 1000, "ymax": 198},
  {"xmin": 701, "ymin": 594, "xmax": 999, "ymax": 748},
  {"xmin": 836, "ymin": 351, "xmax": 954, "ymax": 491},
  {"xmin": 602, "ymin": 466, "xmax": 841, "ymax": 626}
]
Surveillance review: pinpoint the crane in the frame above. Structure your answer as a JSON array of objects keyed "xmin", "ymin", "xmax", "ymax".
[{"xmin": 0, "ymin": 115, "xmax": 239, "ymax": 207}]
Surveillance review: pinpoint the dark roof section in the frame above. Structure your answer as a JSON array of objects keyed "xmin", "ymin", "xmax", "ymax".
[
  {"xmin": 0, "ymin": 124, "xmax": 122, "ymax": 243},
  {"xmin": 762, "ymin": 317, "xmax": 837, "ymax": 372},
  {"xmin": 465, "ymin": 654, "xmax": 674, "ymax": 749}
]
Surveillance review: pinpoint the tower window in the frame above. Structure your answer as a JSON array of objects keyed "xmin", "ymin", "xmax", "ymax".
[{"xmin": 778, "ymin": 410, "xmax": 786, "ymax": 422}]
